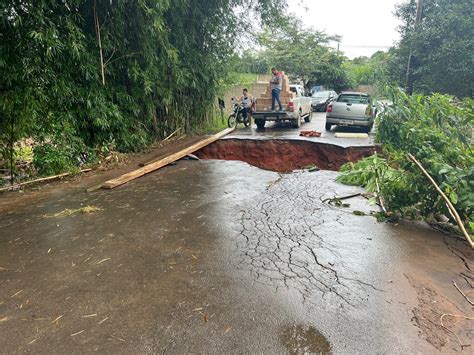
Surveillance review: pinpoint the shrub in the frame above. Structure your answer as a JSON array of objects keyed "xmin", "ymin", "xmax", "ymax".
[{"xmin": 338, "ymin": 87, "xmax": 473, "ymax": 232}]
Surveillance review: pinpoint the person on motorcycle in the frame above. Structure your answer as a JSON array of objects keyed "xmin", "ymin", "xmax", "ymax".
[{"xmin": 237, "ymin": 88, "xmax": 254, "ymax": 123}]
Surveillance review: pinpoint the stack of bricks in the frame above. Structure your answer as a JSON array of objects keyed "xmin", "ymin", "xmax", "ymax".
[{"xmin": 255, "ymin": 73, "xmax": 295, "ymax": 112}]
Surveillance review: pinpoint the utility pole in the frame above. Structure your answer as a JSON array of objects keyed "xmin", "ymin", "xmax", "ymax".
[{"xmin": 405, "ymin": 0, "xmax": 423, "ymax": 95}]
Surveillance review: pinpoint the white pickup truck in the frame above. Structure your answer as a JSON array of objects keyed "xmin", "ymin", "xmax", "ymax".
[{"xmin": 253, "ymin": 84, "xmax": 313, "ymax": 129}]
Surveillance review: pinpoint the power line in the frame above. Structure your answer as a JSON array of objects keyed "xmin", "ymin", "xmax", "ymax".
[{"xmin": 339, "ymin": 44, "xmax": 391, "ymax": 49}]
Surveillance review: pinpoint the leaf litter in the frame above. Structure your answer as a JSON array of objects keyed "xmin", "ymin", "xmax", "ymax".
[{"xmin": 45, "ymin": 205, "xmax": 103, "ymax": 218}]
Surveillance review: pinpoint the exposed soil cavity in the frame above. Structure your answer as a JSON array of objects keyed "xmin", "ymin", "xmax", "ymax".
[{"xmin": 196, "ymin": 139, "xmax": 378, "ymax": 172}]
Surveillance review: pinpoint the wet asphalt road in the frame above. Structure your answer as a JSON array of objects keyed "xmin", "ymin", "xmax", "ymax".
[
  {"xmin": 225, "ymin": 111, "xmax": 376, "ymax": 148},
  {"xmin": 1, "ymin": 118, "xmax": 473, "ymax": 353}
]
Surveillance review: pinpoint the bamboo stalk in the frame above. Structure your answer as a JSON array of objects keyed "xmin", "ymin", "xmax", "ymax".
[
  {"xmin": 164, "ymin": 128, "xmax": 180, "ymax": 141},
  {"xmin": 94, "ymin": 0, "xmax": 105, "ymax": 85},
  {"xmin": 0, "ymin": 169, "xmax": 92, "ymax": 193},
  {"xmin": 375, "ymin": 176, "xmax": 387, "ymax": 213},
  {"xmin": 407, "ymin": 153, "xmax": 473, "ymax": 248}
]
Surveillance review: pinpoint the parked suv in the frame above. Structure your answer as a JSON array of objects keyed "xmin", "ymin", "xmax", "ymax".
[
  {"xmin": 325, "ymin": 92, "xmax": 375, "ymax": 133},
  {"xmin": 311, "ymin": 90, "xmax": 337, "ymax": 112}
]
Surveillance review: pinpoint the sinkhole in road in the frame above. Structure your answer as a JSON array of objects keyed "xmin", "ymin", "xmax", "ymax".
[{"xmin": 196, "ymin": 138, "xmax": 378, "ymax": 173}]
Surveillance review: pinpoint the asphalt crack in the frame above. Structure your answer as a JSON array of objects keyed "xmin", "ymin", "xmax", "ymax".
[{"xmin": 233, "ymin": 171, "xmax": 382, "ymax": 307}]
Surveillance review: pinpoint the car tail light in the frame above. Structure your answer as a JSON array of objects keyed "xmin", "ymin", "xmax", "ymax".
[
  {"xmin": 288, "ymin": 101, "xmax": 295, "ymax": 112},
  {"xmin": 365, "ymin": 107, "xmax": 372, "ymax": 116},
  {"xmin": 327, "ymin": 105, "xmax": 333, "ymax": 113}
]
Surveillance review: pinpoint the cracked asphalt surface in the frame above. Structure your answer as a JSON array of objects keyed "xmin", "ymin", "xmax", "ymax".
[
  {"xmin": 1, "ymin": 135, "xmax": 473, "ymax": 353},
  {"xmin": 234, "ymin": 171, "xmax": 384, "ymax": 307}
]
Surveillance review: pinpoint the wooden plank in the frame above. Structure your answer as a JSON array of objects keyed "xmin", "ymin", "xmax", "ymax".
[
  {"xmin": 0, "ymin": 169, "xmax": 92, "ymax": 193},
  {"xmin": 334, "ymin": 133, "xmax": 369, "ymax": 139},
  {"xmin": 138, "ymin": 136, "xmax": 202, "ymax": 167},
  {"xmin": 101, "ymin": 128, "xmax": 234, "ymax": 189}
]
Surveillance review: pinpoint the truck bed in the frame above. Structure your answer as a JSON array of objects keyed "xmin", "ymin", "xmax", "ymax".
[{"xmin": 252, "ymin": 111, "xmax": 292, "ymax": 120}]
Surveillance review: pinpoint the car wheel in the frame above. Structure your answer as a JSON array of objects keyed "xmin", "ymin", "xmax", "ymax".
[
  {"xmin": 325, "ymin": 122, "xmax": 332, "ymax": 131},
  {"xmin": 292, "ymin": 112, "xmax": 302, "ymax": 128},
  {"xmin": 255, "ymin": 119, "xmax": 266, "ymax": 129},
  {"xmin": 304, "ymin": 111, "xmax": 312, "ymax": 123}
]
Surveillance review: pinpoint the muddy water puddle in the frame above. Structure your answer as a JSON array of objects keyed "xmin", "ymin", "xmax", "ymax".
[{"xmin": 280, "ymin": 324, "xmax": 332, "ymax": 354}]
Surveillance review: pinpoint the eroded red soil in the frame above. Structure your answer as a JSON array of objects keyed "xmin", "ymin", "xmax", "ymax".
[{"xmin": 196, "ymin": 138, "xmax": 379, "ymax": 172}]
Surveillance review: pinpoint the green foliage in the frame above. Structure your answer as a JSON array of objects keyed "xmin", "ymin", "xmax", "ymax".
[
  {"xmin": 389, "ymin": 0, "xmax": 474, "ymax": 97},
  {"xmin": 225, "ymin": 73, "xmax": 259, "ymax": 87},
  {"xmin": 0, "ymin": 0, "xmax": 288, "ymax": 177},
  {"xmin": 337, "ymin": 154, "xmax": 414, "ymax": 210},
  {"xmin": 344, "ymin": 51, "xmax": 391, "ymax": 90},
  {"xmin": 377, "ymin": 88, "xmax": 473, "ymax": 221},
  {"xmin": 228, "ymin": 51, "xmax": 270, "ymax": 75},
  {"xmin": 253, "ymin": 18, "xmax": 351, "ymax": 91},
  {"xmin": 33, "ymin": 144, "xmax": 77, "ymax": 176},
  {"xmin": 339, "ymin": 87, "xmax": 473, "ymax": 231},
  {"xmin": 32, "ymin": 130, "xmax": 92, "ymax": 176}
]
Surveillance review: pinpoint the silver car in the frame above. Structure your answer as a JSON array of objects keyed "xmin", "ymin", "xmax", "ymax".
[{"xmin": 325, "ymin": 92, "xmax": 375, "ymax": 133}]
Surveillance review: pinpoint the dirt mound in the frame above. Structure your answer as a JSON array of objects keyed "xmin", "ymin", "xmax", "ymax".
[{"xmin": 196, "ymin": 139, "xmax": 378, "ymax": 172}]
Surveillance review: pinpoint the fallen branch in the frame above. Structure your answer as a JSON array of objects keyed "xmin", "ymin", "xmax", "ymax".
[
  {"xmin": 407, "ymin": 153, "xmax": 473, "ymax": 249},
  {"xmin": 0, "ymin": 169, "xmax": 92, "ymax": 193},
  {"xmin": 375, "ymin": 176, "xmax": 387, "ymax": 213},
  {"xmin": 164, "ymin": 128, "xmax": 180, "ymax": 142},
  {"xmin": 440, "ymin": 313, "xmax": 474, "ymax": 350},
  {"xmin": 452, "ymin": 280, "xmax": 474, "ymax": 306},
  {"xmin": 322, "ymin": 193, "xmax": 362, "ymax": 204}
]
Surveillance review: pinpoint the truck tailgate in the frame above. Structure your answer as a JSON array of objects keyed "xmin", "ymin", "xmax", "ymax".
[{"xmin": 331, "ymin": 102, "xmax": 369, "ymax": 120}]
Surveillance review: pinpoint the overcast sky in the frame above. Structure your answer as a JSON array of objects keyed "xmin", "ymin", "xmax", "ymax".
[{"xmin": 287, "ymin": 0, "xmax": 403, "ymax": 58}]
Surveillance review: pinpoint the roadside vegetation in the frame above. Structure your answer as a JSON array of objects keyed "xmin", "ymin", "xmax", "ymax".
[
  {"xmin": 338, "ymin": 88, "xmax": 473, "ymax": 235},
  {"xmin": 0, "ymin": 0, "xmax": 287, "ymax": 183},
  {"xmin": 335, "ymin": 0, "xmax": 473, "ymax": 237}
]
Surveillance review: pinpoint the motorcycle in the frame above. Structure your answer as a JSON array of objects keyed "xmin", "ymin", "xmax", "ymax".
[{"xmin": 228, "ymin": 98, "xmax": 251, "ymax": 128}]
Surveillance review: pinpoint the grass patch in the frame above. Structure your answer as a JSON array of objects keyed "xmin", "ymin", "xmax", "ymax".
[{"xmin": 46, "ymin": 205, "xmax": 103, "ymax": 218}]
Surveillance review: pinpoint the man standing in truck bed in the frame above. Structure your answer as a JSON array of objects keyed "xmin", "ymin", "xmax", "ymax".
[{"xmin": 270, "ymin": 67, "xmax": 283, "ymax": 112}]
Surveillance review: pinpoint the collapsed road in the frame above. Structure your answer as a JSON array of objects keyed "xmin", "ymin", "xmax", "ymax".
[{"xmin": 0, "ymin": 113, "xmax": 473, "ymax": 353}]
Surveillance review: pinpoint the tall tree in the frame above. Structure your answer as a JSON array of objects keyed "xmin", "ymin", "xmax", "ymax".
[
  {"xmin": 390, "ymin": 0, "xmax": 474, "ymax": 97},
  {"xmin": 345, "ymin": 51, "xmax": 391, "ymax": 88},
  {"xmin": 258, "ymin": 18, "xmax": 350, "ymax": 91}
]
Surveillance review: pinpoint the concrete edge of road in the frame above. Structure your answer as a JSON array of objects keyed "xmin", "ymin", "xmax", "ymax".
[{"xmin": 221, "ymin": 135, "xmax": 382, "ymax": 150}]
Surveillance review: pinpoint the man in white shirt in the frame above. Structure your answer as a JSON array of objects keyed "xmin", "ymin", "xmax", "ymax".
[{"xmin": 237, "ymin": 88, "xmax": 254, "ymax": 122}]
